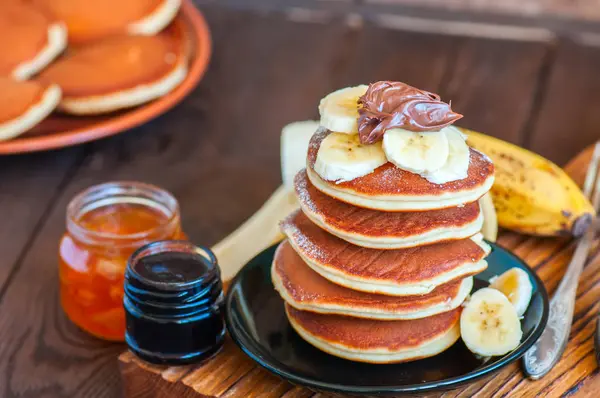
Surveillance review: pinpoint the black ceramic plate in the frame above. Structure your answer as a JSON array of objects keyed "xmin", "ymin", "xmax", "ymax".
[{"xmin": 225, "ymin": 242, "xmax": 549, "ymax": 395}]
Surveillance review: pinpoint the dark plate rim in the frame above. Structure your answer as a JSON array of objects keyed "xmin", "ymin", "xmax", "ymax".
[{"xmin": 225, "ymin": 241, "xmax": 549, "ymax": 394}]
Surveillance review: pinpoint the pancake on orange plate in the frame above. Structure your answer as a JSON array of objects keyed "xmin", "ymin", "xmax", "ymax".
[
  {"xmin": 33, "ymin": 0, "xmax": 181, "ymax": 44},
  {"xmin": 0, "ymin": 77, "xmax": 61, "ymax": 141},
  {"xmin": 281, "ymin": 210, "xmax": 489, "ymax": 296},
  {"xmin": 286, "ymin": 304, "xmax": 461, "ymax": 364},
  {"xmin": 295, "ymin": 170, "xmax": 483, "ymax": 249},
  {"xmin": 0, "ymin": 2, "xmax": 67, "ymax": 80},
  {"xmin": 272, "ymin": 240, "xmax": 473, "ymax": 320},
  {"xmin": 39, "ymin": 35, "xmax": 188, "ymax": 115}
]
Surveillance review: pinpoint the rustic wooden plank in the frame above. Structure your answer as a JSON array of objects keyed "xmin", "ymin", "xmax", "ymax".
[
  {"xmin": 439, "ymin": 38, "xmax": 550, "ymax": 146},
  {"xmin": 121, "ymin": 358, "xmax": 201, "ymax": 398},
  {"xmin": 335, "ymin": 24, "xmax": 455, "ymax": 92},
  {"xmin": 280, "ymin": 387, "xmax": 315, "ymax": 398},
  {"xmin": 0, "ymin": 149, "xmax": 83, "ymax": 292},
  {"xmin": 528, "ymin": 40, "xmax": 600, "ymax": 165}
]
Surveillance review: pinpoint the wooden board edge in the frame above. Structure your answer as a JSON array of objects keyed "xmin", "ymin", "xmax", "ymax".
[{"xmin": 120, "ymin": 353, "xmax": 210, "ymax": 398}]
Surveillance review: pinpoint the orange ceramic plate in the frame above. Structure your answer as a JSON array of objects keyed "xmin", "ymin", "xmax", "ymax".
[{"xmin": 0, "ymin": 0, "xmax": 211, "ymax": 154}]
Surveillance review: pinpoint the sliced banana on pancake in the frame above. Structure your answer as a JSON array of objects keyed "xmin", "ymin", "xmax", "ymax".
[
  {"xmin": 423, "ymin": 127, "xmax": 470, "ymax": 184},
  {"xmin": 460, "ymin": 288, "xmax": 522, "ymax": 356},
  {"xmin": 382, "ymin": 128, "xmax": 449, "ymax": 174},
  {"xmin": 318, "ymin": 85, "xmax": 367, "ymax": 134},
  {"xmin": 489, "ymin": 268, "xmax": 533, "ymax": 317},
  {"xmin": 314, "ymin": 132, "xmax": 387, "ymax": 183}
]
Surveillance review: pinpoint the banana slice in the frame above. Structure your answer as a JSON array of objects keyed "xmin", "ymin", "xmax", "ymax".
[
  {"xmin": 489, "ymin": 268, "xmax": 533, "ymax": 317},
  {"xmin": 319, "ymin": 85, "xmax": 368, "ymax": 134},
  {"xmin": 422, "ymin": 127, "xmax": 470, "ymax": 184},
  {"xmin": 382, "ymin": 128, "xmax": 449, "ymax": 174},
  {"xmin": 461, "ymin": 288, "xmax": 522, "ymax": 356},
  {"xmin": 314, "ymin": 132, "xmax": 387, "ymax": 183}
]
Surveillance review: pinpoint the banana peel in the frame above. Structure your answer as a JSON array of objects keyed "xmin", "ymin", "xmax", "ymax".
[
  {"xmin": 479, "ymin": 192, "xmax": 498, "ymax": 242},
  {"xmin": 463, "ymin": 128, "xmax": 594, "ymax": 237}
]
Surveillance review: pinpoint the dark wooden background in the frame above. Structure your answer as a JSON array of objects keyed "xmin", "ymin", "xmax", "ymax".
[{"xmin": 2, "ymin": 1, "xmax": 600, "ymax": 397}]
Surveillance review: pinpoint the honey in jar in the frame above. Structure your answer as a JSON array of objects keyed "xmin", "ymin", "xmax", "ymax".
[{"xmin": 59, "ymin": 182, "xmax": 184, "ymax": 341}]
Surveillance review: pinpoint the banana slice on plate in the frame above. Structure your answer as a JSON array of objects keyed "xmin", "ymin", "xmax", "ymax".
[
  {"xmin": 382, "ymin": 128, "xmax": 449, "ymax": 175},
  {"xmin": 314, "ymin": 132, "xmax": 387, "ymax": 183},
  {"xmin": 319, "ymin": 85, "xmax": 368, "ymax": 134},
  {"xmin": 489, "ymin": 268, "xmax": 533, "ymax": 317},
  {"xmin": 422, "ymin": 127, "xmax": 470, "ymax": 184},
  {"xmin": 461, "ymin": 287, "xmax": 522, "ymax": 356}
]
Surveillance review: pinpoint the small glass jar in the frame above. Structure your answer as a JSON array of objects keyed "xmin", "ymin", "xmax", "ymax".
[
  {"xmin": 59, "ymin": 182, "xmax": 184, "ymax": 341},
  {"xmin": 124, "ymin": 241, "xmax": 225, "ymax": 365}
]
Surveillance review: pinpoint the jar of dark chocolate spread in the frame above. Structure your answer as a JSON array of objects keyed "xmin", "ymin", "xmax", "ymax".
[{"xmin": 124, "ymin": 240, "xmax": 225, "ymax": 365}]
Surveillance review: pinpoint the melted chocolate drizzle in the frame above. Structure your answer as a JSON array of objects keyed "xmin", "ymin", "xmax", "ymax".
[{"xmin": 357, "ymin": 81, "xmax": 463, "ymax": 144}]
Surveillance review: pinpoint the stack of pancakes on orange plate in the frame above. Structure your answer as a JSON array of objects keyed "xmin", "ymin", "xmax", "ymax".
[
  {"xmin": 272, "ymin": 82, "xmax": 495, "ymax": 364},
  {"xmin": 0, "ymin": 0, "xmax": 185, "ymax": 141}
]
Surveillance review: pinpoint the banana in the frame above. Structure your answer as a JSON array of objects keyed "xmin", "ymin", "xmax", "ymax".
[
  {"xmin": 281, "ymin": 120, "xmax": 320, "ymax": 188},
  {"xmin": 422, "ymin": 127, "xmax": 470, "ymax": 184},
  {"xmin": 460, "ymin": 287, "xmax": 523, "ymax": 356},
  {"xmin": 382, "ymin": 129, "xmax": 449, "ymax": 175},
  {"xmin": 318, "ymin": 85, "xmax": 368, "ymax": 134},
  {"xmin": 479, "ymin": 192, "xmax": 498, "ymax": 242},
  {"xmin": 463, "ymin": 128, "xmax": 594, "ymax": 237},
  {"xmin": 489, "ymin": 268, "xmax": 533, "ymax": 317},
  {"xmin": 314, "ymin": 132, "xmax": 387, "ymax": 183}
]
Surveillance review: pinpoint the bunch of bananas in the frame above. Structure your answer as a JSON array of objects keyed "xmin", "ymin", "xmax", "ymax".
[{"xmin": 464, "ymin": 129, "xmax": 594, "ymax": 237}]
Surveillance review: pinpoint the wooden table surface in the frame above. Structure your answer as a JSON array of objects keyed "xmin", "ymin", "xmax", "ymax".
[{"xmin": 3, "ymin": 2, "xmax": 600, "ymax": 397}]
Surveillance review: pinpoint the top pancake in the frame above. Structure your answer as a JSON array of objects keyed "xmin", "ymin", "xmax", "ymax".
[
  {"xmin": 33, "ymin": 0, "xmax": 180, "ymax": 44},
  {"xmin": 281, "ymin": 210, "xmax": 489, "ymax": 296},
  {"xmin": 0, "ymin": 3, "xmax": 66, "ymax": 80},
  {"xmin": 295, "ymin": 169, "xmax": 483, "ymax": 249},
  {"xmin": 273, "ymin": 240, "xmax": 473, "ymax": 320},
  {"xmin": 0, "ymin": 78, "xmax": 49, "ymax": 124},
  {"xmin": 0, "ymin": 78, "xmax": 61, "ymax": 141},
  {"xmin": 307, "ymin": 129, "xmax": 495, "ymax": 211},
  {"xmin": 40, "ymin": 35, "xmax": 184, "ymax": 98}
]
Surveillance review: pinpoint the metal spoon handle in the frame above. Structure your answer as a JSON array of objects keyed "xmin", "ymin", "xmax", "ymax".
[{"xmin": 522, "ymin": 221, "xmax": 593, "ymax": 379}]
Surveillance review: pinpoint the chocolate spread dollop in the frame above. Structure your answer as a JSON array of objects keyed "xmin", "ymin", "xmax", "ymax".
[{"xmin": 357, "ymin": 81, "xmax": 463, "ymax": 144}]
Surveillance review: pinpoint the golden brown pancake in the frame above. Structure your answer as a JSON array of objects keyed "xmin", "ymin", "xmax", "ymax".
[
  {"xmin": 307, "ymin": 129, "xmax": 495, "ymax": 211},
  {"xmin": 295, "ymin": 170, "xmax": 483, "ymax": 249},
  {"xmin": 0, "ymin": 3, "xmax": 67, "ymax": 80},
  {"xmin": 286, "ymin": 304, "xmax": 461, "ymax": 363},
  {"xmin": 39, "ymin": 35, "xmax": 187, "ymax": 114},
  {"xmin": 272, "ymin": 240, "xmax": 473, "ymax": 320},
  {"xmin": 0, "ymin": 78, "xmax": 61, "ymax": 141},
  {"xmin": 33, "ymin": 0, "xmax": 181, "ymax": 44},
  {"xmin": 281, "ymin": 210, "xmax": 489, "ymax": 296}
]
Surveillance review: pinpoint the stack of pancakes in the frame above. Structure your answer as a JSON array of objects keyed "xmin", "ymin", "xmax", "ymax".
[{"xmin": 272, "ymin": 129, "xmax": 495, "ymax": 364}]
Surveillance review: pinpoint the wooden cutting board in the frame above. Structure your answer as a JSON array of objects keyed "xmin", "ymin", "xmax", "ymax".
[{"xmin": 119, "ymin": 145, "xmax": 600, "ymax": 398}]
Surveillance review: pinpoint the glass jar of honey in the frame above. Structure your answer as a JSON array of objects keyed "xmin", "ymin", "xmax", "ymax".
[{"xmin": 59, "ymin": 182, "xmax": 184, "ymax": 341}]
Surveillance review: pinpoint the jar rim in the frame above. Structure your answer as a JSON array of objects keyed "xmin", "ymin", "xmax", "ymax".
[
  {"xmin": 66, "ymin": 181, "xmax": 180, "ymax": 245},
  {"xmin": 126, "ymin": 240, "xmax": 220, "ymax": 291}
]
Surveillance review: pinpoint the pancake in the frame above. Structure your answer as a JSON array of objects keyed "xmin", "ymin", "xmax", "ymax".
[
  {"xmin": 33, "ymin": 0, "xmax": 181, "ymax": 44},
  {"xmin": 307, "ymin": 129, "xmax": 495, "ymax": 211},
  {"xmin": 0, "ymin": 3, "xmax": 67, "ymax": 80},
  {"xmin": 273, "ymin": 240, "xmax": 473, "ymax": 320},
  {"xmin": 286, "ymin": 304, "xmax": 461, "ymax": 363},
  {"xmin": 281, "ymin": 210, "xmax": 489, "ymax": 296},
  {"xmin": 295, "ymin": 170, "xmax": 483, "ymax": 249},
  {"xmin": 39, "ymin": 35, "xmax": 187, "ymax": 115},
  {"xmin": 0, "ymin": 78, "xmax": 61, "ymax": 141}
]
